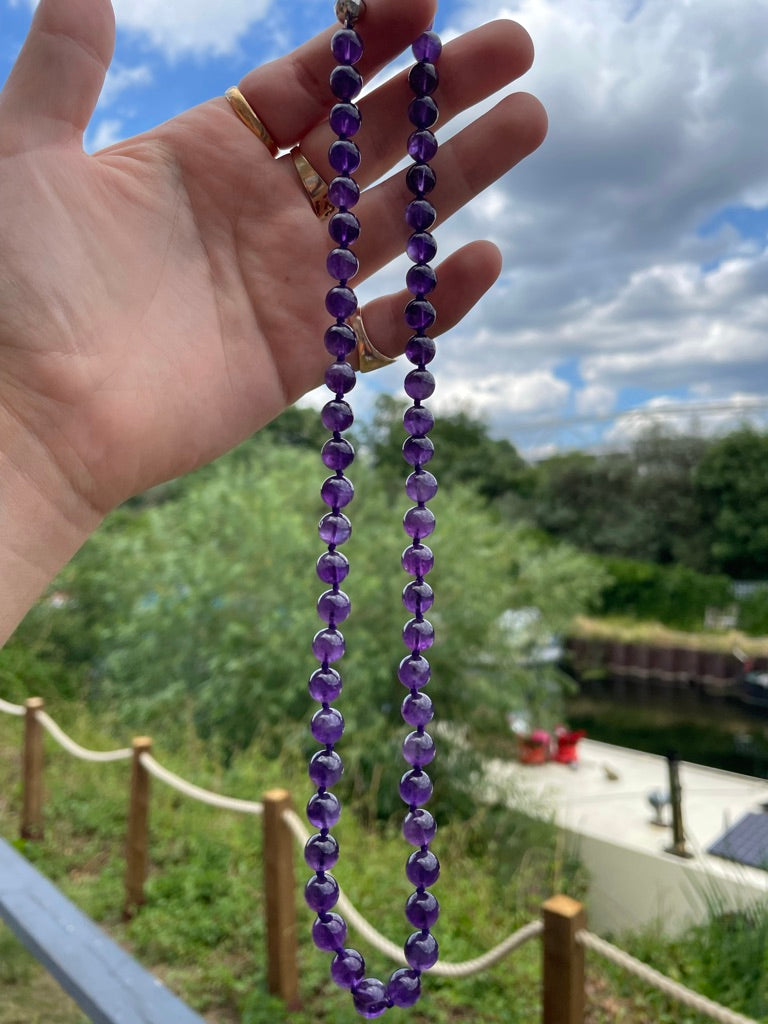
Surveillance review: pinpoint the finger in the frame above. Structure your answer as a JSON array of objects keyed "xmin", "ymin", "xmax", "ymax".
[
  {"xmin": 236, "ymin": 0, "xmax": 436, "ymax": 149},
  {"xmin": 355, "ymin": 91, "xmax": 548, "ymax": 275},
  {"xmin": 0, "ymin": 0, "xmax": 115, "ymax": 148},
  {"xmin": 300, "ymin": 20, "xmax": 536, "ymax": 191}
]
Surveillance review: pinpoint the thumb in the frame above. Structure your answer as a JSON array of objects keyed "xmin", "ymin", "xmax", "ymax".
[{"xmin": 0, "ymin": 0, "xmax": 115, "ymax": 147}]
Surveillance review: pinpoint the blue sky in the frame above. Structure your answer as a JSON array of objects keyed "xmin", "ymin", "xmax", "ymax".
[{"xmin": 2, "ymin": 0, "xmax": 768, "ymax": 456}]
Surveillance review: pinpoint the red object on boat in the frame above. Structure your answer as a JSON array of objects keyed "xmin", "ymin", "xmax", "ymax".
[
  {"xmin": 554, "ymin": 728, "xmax": 586, "ymax": 764},
  {"xmin": 518, "ymin": 729, "xmax": 551, "ymax": 765}
]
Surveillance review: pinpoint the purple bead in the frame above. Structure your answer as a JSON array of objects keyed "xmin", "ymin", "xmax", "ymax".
[
  {"xmin": 403, "ymin": 405, "xmax": 435, "ymax": 438},
  {"xmin": 407, "ymin": 130, "xmax": 438, "ymax": 163},
  {"xmin": 412, "ymin": 30, "xmax": 442, "ymax": 62},
  {"xmin": 305, "ymin": 833, "xmax": 340, "ymax": 872},
  {"xmin": 305, "ymin": 871, "xmax": 339, "ymax": 912},
  {"xmin": 312, "ymin": 911, "xmax": 347, "ymax": 951},
  {"xmin": 309, "ymin": 666, "xmax": 343, "ymax": 702},
  {"xmin": 329, "ymin": 176, "xmax": 360, "ymax": 209},
  {"xmin": 312, "ymin": 627, "xmax": 346, "ymax": 662},
  {"xmin": 409, "ymin": 61, "xmax": 439, "ymax": 96},
  {"xmin": 398, "ymin": 655, "xmax": 431, "ymax": 689},
  {"xmin": 309, "ymin": 748, "xmax": 344, "ymax": 788},
  {"xmin": 321, "ymin": 437, "xmax": 355, "ymax": 471},
  {"xmin": 403, "ymin": 729, "xmax": 436, "ymax": 766},
  {"xmin": 331, "ymin": 948, "xmax": 366, "ymax": 989},
  {"xmin": 325, "ymin": 322, "xmax": 357, "ymax": 358},
  {"xmin": 326, "ymin": 285, "xmax": 357, "ymax": 319},
  {"xmin": 409, "ymin": 96, "xmax": 438, "ymax": 130},
  {"xmin": 402, "ymin": 692, "xmax": 434, "ymax": 727},
  {"xmin": 406, "ymin": 264, "xmax": 437, "ymax": 296},
  {"xmin": 406, "ymin": 470, "xmax": 438, "ymax": 502},
  {"xmin": 352, "ymin": 978, "xmax": 389, "ymax": 1019},
  {"xmin": 311, "ymin": 706, "xmax": 345, "ymax": 744},
  {"xmin": 330, "ymin": 102, "xmax": 362, "ymax": 138},
  {"xmin": 406, "ymin": 200, "xmax": 436, "ymax": 232},
  {"xmin": 403, "ymin": 506, "xmax": 435, "ymax": 540},
  {"xmin": 404, "ymin": 369, "xmax": 435, "ymax": 401},
  {"xmin": 316, "ymin": 550, "xmax": 350, "ymax": 585},
  {"xmin": 326, "ymin": 246, "xmax": 359, "ymax": 282},
  {"xmin": 329, "ymin": 139, "xmax": 361, "ymax": 176},
  {"xmin": 318, "ymin": 512, "xmax": 352, "ymax": 545},
  {"xmin": 317, "ymin": 588, "xmax": 351, "ymax": 623},
  {"xmin": 330, "ymin": 65, "xmax": 363, "ymax": 102},
  {"xmin": 406, "ymin": 162, "xmax": 437, "ymax": 198},
  {"xmin": 406, "ymin": 848, "xmax": 440, "ymax": 887},
  {"xmin": 329, "ymin": 211, "xmax": 361, "ymax": 246},
  {"xmin": 387, "ymin": 967, "xmax": 421, "ymax": 1008},
  {"xmin": 331, "ymin": 27, "xmax": 363, "ymax": 64},
  {"xmin": 320, "ymin": 475, "xmax": 354, "ymax": 510},
  {"xmin": 405, "ymin": 890, "xmax": 440, "ymax": 930},
  {"xmin": 403, "ymin": 808, "xmax": 436, "ymax": 846},
  {"xmin": 402, "ymin": 581, "xmax": 434, "ymax": 614},
  {"xmin": 405, "ymin": 299, "xmax": 436, "ymax": 331},
  {"xmin": 405, "ymin": 931, "xmax": 439, "ymax": 971},
  {"xmin": 400, "ymin": 768, "xmax": 433, "ymax": 806},
  {"xmin": 322, "ymin": 399, "xmax": 354, "ymax": 433},
  {"xmin": 325, "ymin": 362, "xmax": 357, "ymax": 396},
  {"xmin": 405, "ymin": 335, "xmax": 436, "ymax": 365},
  {"xmin": 402, "ymin": 436, "xmax": 434, "ymax": 466},
  {"xmin": 307, "ymin": 791, "xmax": 342, "ymax": 829},
  {"xmin": 406, "ymin": 230, "xmax": 437, "ymax": 263},
  {"xmin": 402, "ymin": 544, "xmax": 435, "ymax": 576}
]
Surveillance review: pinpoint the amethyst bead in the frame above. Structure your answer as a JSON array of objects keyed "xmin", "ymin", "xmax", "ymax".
[
  {"xmin": 327, "ymin": 246, "xmax": 359, "ymax": 282},
  {"xmin": 406, "ymin": 470, "xmax": 438, "ymax": 502},
  {"xmin": 402, "ymin": 436, "xmax": 434, "ymax": 466},
  {"xmin": 405, "ymin": 335, "xmax": 436, "ymax": 366},
  {"xmin": 405, "ymin": 298, "xmax": 436, "ymax": 331},
  {"xmin": 305, "ymin": 833, "xmax": 340, "ymax": 872},
  {"xmin": 412, "ymin": 30, "xmax": 443, "ymax": 62},
  {"xmin": 405, "ymin": 890, "xmax": 440, "ymax": 930},
  {"xmin": 409, "ymin": 96, "xmax": 438, "ymax": 130},
  {"xmin": 317, "ymin": 588, "xmax": 352, "ymax": 623},
  {"xmin": 405, "ymin": 930, "xmax": 439, "ymax": 971},
  {"xmin": 312, "ymin": 911, "xmax": 347, "ymax": 951},
  {"xmin": 307, "ymin": 790, "xmax": 342, "ymax": 829},
  {"xmin": 329, "ymin": 211, "xmax": 361, "ymax": 246},
  {"xmin": 331, "ymin": 27, "xmax": 363, "ymax": 64},
  {"xmin": 321, "ymin": 437, "xmax": 355, "ymax": 471},
  {"xmin": 407, "ymin": 130, "xmax": 438, "ymax": 163},
  {"xmin": 402, "ymin": 580, "xmax": 435, "ymax": 614},
  {"xmin": 318, "ymin": 512, "xmax": 352, "ymax": 545},
  {"xmin": 401, "ymin": 691, "xmax": 434, "ymax": 728},
  {"xmin": 406, "ymin": 848, "xmax": 440, "ymax": 887},
  {"xmin": 311, "ymin": 706, "xmax": 345, "ymax": 744},
  {"xmin": 403, "ymin": 405, "xmax": 435, "ymax": 438},
  {"xmin": 406, "ymin": 199, "xmax": 437, "ymax": 232},
  {"xmin": 404, "ymin": 368, "xmax": 436, "ymax": 401},
  {"xmin": 330, "ymin": 65, "xmax": 363, "ymax": 102},
  {"xmin": 406, "ymin": 162, "xmax": 437, "ymax": 197},
  {"xmin": 408, "ymin": 61, "xmax": 439, "ymax": 96},
  {"xmin": 399, "ymin": 768, "xmax": 433, "ymax": 806},
  {"xmin": 324, "ymin": 322, "xmax": 357, "ymax": 358},
  {"xmin": 403, "ymin": 808, "xmax": 437, "ymax": 846},
  {"xmin": 406, "ymin": 230, "xmax": 437, "ymax": 264},
  {"xmin": 398, "ymin": 655, "xmax": 431, "ymax": 689},
  {"xmin": 322, "ymin": 399, "xmax": 355, "ymax": 432},
  {"xmin": 352, "ymin": 978, "xmax": 389, "ymax": 1019},
  {"xmin": 324, "ymin": 362, "xmax": 357, "ymax": 396},
  {"xmin": 403, "ymin": 729, "xmax": 436, "ymax": 766},
  {"xmin": 331, "ymin": 948, "xmax": 366, "ymax": 989},
  {"xmin": 401, "ymin": 544, "xmax": 435, "ymax": 576},
  {"xmin": 309, "ymin": 748, "xmax": 344, "ymax": 788},
  {"xmin": 329, "ymin": 139, "xmax": 361, "ymax": 175},
  {"xmin": 326, "ymin": 286, "xmax": 358, "ymax": 319},
  {"xmin": 328, "ymin": 175, "xmax": 360, "ymax": 209},
  {"xmin": 320, "ymin": 475, "xmax": 354, "ymax": 510},
  {"xmin": 312, "ymin": 627, "xmax": 346, "ymax": 662},
  {"xmin": 305, "ymin": 871, "xmax": 340, "ymax": 912},
  {"xmin": 309, "ymin": 666, "xmax": 343, "ymax": 703},
  {"xmin": 387, "ymin": 968, "xmax": 421, "ymax": 1008},
  {"xmin": 406, "ymin": 264, "xmax": 437, "ymax": 297},
  {"xmin": 403, "ymin": 505, "xmax": 436, "ymax": 539},
  {"xmin": 330, "ymin": 102, "xmax": 362, "ymax": 138},
  {"xmin": 316, "ymin": 549, "xmax": 350, "ymax": 584}
]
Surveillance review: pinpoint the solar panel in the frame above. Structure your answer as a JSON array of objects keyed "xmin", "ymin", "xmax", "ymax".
[{"xmin": 708, "ymin": 813, "xmax": 768, "ymax": 871}]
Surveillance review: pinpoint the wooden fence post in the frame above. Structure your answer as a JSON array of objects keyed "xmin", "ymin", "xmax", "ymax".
[
  {"xmin": 124, "ymin": 737, "xmax": 152, "ymax": 919},
  {"xmin": 263, "ymin": 788, "xmax": 299, "ymax": 1009},
  {"xmin": 21, "ymin": 697, "xmax": 45, "ymax": 840},
  {"xmin": 542, "ymin": 894, "xmax": 586, "ymax": 1024}
]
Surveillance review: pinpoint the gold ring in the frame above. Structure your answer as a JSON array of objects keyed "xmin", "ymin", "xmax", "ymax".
[
  {"xmin": 225, "ymin": 87, "xmax": 279, "ymax": 157},
  {"xmin": 349, "ymin": 311, "xmax": 397, "ymax": 373},
  {"xmin": 290, "ymin": 146, "xmax": 335, "ymax": 221}
]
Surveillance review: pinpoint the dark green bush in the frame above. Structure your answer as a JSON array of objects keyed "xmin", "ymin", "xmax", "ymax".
[{"xmin": 598, "ymin": 558, "xmax": 732, "ymax": 629}]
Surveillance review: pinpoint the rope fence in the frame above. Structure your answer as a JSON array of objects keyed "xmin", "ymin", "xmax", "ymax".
[{"xmin": 0, "ymin": 694, "xmax": 762, "ymax": 1024}]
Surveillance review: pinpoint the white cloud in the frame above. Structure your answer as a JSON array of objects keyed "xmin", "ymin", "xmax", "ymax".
[
  {"xmin": 86, "ymin": 118, "xmax": 125, "ymax": 152},
  {"xmin": 99, "ymin": 62, "xmax": 153, "ymax": 107},
  {"xmin": 111, "ymin": 0, "xmax": 272, "ymax": 58}
]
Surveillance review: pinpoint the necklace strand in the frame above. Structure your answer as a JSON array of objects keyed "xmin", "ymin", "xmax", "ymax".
[{"xmin": 305, "ymin": 10, "xmax": 442, "ymax": 1016}]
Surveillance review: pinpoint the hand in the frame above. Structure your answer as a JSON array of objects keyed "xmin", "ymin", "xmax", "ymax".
[{"xmin": 0, "ymin": 0, "xmax": 546, "ymax": 636}]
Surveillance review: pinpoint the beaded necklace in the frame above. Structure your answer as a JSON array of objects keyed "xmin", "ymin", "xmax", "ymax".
[{"xmin": 305, "ymin": 3, "xmax": 443, "ymax": 1017}]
